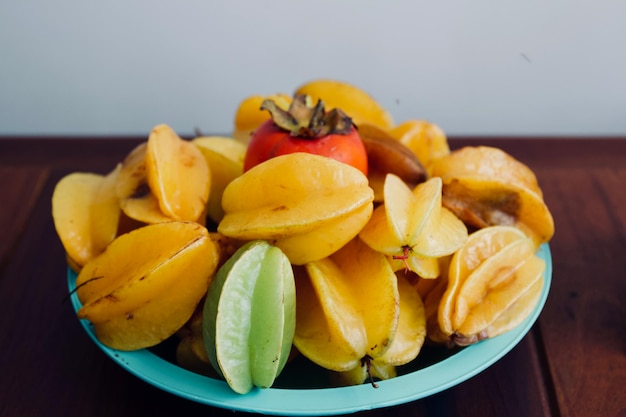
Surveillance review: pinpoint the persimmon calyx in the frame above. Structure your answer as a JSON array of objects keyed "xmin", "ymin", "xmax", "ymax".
[{"xmin": 260, "ymin": 94, "xmax": 353, "ymax": 139}]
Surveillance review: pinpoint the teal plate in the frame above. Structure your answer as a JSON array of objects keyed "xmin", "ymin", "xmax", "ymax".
[{"xmin": 67, "ymin": 244, "xmax": 552, "ymax": 416}]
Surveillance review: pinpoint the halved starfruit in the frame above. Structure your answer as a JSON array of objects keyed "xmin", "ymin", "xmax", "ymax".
[
  {"xmin": 437, "ymin": 225, "xmax": 545, "ymax": 346},
  {"xmin": 75, "ymin": 221, "xmax": 220, "ymax": 351},
  {"xmin": 218, "ymin": 152, "xmax": 374, "ymax": 265},
  {"xmin": 430, "ymin": 146, "xmax": 554, "ymax": 247}
]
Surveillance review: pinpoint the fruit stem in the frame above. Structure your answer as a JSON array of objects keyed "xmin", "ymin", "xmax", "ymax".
[
  {"xmin": 392, "ymin": 245, "xmax": 412, "ymax": 273},
  {"xmin": 361, "ymin": 355, "xmax": 379, "ymax": 389}
]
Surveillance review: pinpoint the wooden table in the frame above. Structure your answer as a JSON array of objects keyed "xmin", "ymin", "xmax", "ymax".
[{"xmin": 1, "ymin": 136, "xmax": 624, "ymax": 417}]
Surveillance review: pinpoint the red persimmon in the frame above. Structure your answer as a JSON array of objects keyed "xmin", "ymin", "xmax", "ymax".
[{"xmin": 243, "ymin": 95, "xmax": 368, "ymax": 175}]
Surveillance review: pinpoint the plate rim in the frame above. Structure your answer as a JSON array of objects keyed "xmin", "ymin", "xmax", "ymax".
[{"xmin": 67, "ymin": 243, "xmax": 552, "ymax": 416}]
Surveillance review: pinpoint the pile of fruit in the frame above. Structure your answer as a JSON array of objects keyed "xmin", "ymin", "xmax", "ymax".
[{"xmin": 53, "ymin": 79, "xmax": 555, "ymax": 395}]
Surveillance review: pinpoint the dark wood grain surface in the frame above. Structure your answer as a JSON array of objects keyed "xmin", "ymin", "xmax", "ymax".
[{"xmin": 1, "ymin": 136, "xmax": 625, "ymax": 417}]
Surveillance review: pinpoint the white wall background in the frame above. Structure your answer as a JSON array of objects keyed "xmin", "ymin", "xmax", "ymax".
[{"xmin": 1, "ymin": 0, "xmax": 625, "ymax": 137}]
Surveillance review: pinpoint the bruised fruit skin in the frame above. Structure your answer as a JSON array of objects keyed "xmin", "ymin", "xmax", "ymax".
[
  {"xmin": 202, "ymin": 240, "xmax": 296, "ymax": 394},
  {"xmin": 357, "ymin": 123, "xmax": 427, "ymax": 202},
  {"xmin": 431, "ymin": 146, "xmax": 554, "ymax": 246},
  {"xmin": 244, "ymin": 95, "xmax": 368, "ymax": 175},
  {"xmin": 389, "ymin": 120, "xmax": 450, "ymax": 175}
]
